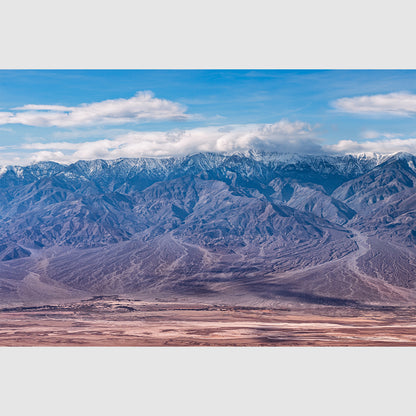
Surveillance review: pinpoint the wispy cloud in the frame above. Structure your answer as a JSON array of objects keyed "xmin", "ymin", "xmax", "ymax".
[
  {"xmin": 361, "ymin": 130, "xmax": 404, "ymax": 140},
  {"xmin": 0, "ymin": 91, "xmax": 190, "ymax": 127},
  {"xmin": 326, "ymin": 138, "xmax": 416, "ymax": 154},
  {"xmin": 333, "ymin": 92, "xmax": 416, "ymax": 116}
]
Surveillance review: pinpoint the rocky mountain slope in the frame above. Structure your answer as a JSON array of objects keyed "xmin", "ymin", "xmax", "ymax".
[{"xmin": 0, "ymin": 151, "xmax": 415, "ymax": 306}]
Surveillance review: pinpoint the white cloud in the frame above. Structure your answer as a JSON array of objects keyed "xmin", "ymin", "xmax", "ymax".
[
  {"xmin": 29, "ymin": 151, "xmax": 68, "ymax": 163},
  {"xmin": 333, "ymin": 92, "xmax": 416, "ymax": 116},
  {"xmin": 326, "ymin": 138, "xmax": 416, "ymax": 154},
  {"xmin": 0, "ymin": 91, "xmax": 190, "ymax": 127},
  {"xmin": 5, "ymin": 120, "xmax": 321, "ymax": 165}
]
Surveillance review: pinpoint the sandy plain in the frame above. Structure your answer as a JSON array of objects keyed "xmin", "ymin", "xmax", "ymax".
[{"xmin": 0, "ymin": 296, "xmax": 416, "ymax": 346}]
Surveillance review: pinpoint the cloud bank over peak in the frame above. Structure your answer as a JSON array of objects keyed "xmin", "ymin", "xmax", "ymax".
[
  {"xmin": 0, "ymin": 91, "xmax": 190, "ymax": 127},
  {"xmin": 332, "ymin": 92, "xmax": 416, "ymax": 117},
  {"xmin": 12, "ymin": 120, "xmax": 321, "ymax": 165},
  {"xmin": 6, "ymin": 119, "xmax": 416, "ymax": 166}
]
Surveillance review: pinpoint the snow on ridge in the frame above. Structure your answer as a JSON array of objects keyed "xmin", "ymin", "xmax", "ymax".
[{"xmin": 1, "ymin": 150, "xmax": 412, "ymax": 180}]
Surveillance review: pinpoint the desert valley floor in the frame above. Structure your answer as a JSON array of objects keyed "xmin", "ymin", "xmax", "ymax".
[{"xmin": 1, "ymin": 296, "xmax": 416, "ymax": 346}]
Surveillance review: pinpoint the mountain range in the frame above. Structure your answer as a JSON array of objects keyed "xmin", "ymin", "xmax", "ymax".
[{"xmin": 1, "ymin": 150, "xmax": 416, "ymax": 307}]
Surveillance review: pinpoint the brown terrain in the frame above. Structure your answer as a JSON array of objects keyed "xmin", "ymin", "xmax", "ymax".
[{"xmin": 1, "ymin": 296, "xmax": 416, "ymax": 346}]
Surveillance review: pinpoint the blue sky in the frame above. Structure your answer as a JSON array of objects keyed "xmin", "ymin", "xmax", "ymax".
[{"xmin": 1, "ymin": 70, "xmax": 416, "ymax": 164}]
